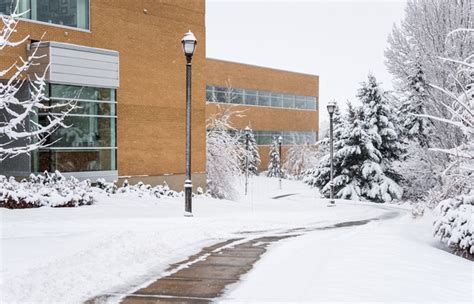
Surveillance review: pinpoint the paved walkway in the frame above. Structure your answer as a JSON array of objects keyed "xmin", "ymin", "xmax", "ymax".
[{"xmin": 88, "ymin": 209, "xmax": 400, "ymax": 304}]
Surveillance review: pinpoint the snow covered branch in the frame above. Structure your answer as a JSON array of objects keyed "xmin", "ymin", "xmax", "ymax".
[{"xmin": 0, "ymin": 6, "xmax": 75, "ymax": 160}]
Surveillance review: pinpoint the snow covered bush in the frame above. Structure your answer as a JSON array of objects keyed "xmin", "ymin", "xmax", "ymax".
[
  {"xmin": 96, "ymin": 179, "xmax": 182, "ymax": 198},
  {"xmin": 206, "ymin": 103, "xmax": 244, "ymax": 200},
  {"xmin": 433, "ymin": 193, "xmax": 473, "ymax": 257},
  {"xmin": 393, "ymin": 145, "xmax": 441, "ymax": 201},
  {"xmin": 0, "ymin": 171, "xmax": 94, "ymax": 208},
  {"xmin": 0, "ymin": 4, "xmax": 74, "ymax": 159},
  {"xmin": 283, "ymin": 143, "xmax": 320, "ymax": 179}
]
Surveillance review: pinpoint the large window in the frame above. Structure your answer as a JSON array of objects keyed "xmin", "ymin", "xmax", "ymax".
[
  {"xmin": 206, "ymin": 85, "xmax": 318, "ymax": 111},
  {"xmin": 252, "ymin": 131, "xmax": 317, "ymax": 145},
  {"xmin": 32, "ymin": 84, "xmax": 117, "ymax": 173},
  {"xmin": 0, "ymin": 0, "xmax": 89, "ymax": 30}
]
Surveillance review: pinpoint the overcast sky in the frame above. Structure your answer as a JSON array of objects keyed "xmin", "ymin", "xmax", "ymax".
[{"xmin": 206, "ymin": 0, "xmax": 408, "ymax": 123}]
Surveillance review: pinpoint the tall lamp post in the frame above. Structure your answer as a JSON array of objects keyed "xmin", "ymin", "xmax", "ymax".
[
  {"xmin": 327, "ymin": 101, "xmax": 336, "ymax": 207},
  {"xmin": 278, "ymin": 135, "xmax": 283, "ymax": 190},
  {"xmin": 244, "ymin": 127, "xmax": 250, "ymax": 195},
  {"xmin": 181, "ymin": 31, "xmax": 197, "ymax": 216}
]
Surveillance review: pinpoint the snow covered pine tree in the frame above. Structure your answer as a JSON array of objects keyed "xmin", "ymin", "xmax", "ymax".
[
  {"xmin": 267, "ymin": 138, "xmax": 281, "ymax": 178},
  {"xmin": 399, "ymin": 61, "xmax": 434, "ymax": 147},
  {"xmin": 241, "ymin": 126, "xmax": 261, "ymax": 175},
  {"xmin": 356, "ymin": 74, "xmax": 403, "ymax": 202}
]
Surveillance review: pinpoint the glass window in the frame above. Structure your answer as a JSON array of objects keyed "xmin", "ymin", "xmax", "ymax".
[
  {"xmin": 34, "ymin": 149, "xmax": 116, "ymax": 172},
  {"xmin": 33, "ymin": 83, "xmax": 117, "ymax": 173},
  {"xmin": 304, "ymin": 97, "xmax": 314, "ymax": 110},
  {"xmin": 51, "ymin": 84, "xmax": 115, "ymax": 101},
  {"xmin": 295, "ymin": 96, "xmax": 306, "ymax": 109},
  {"xmin": 232, "ymin": 92, "xmax": 243, "ymax": 104},
  {"xmin": 244, "ymin": 89, "xmax": 257, "ymax": 105},
  {"xmin": 270, "ymin": 93, "xmax": 282, "ymax": 108},
  {"xmin": 2, "ymin": 0, "xmax": 90, "ymax": 30},
  {"xmin": 206, "ymin": 90, "xmax": 214, "ymax": 102},
  {"xmin": 41, "ymin": 101, "xmax": 116, "ymax": 116},
  {"xmin": 35, "ymin": 0, "xmax": 89, "ymax": 29},
  {"xmin": 215, "ymin": 91, "xmax": 227, "ymax": 103},
  {"xmin": 205, "ymin": 84, "xmax": 317, "ymax": 111},
  {"xmin": 283, "ymin": 94, "xmax": 294, "ymax": 108},
  {"xmin": 40, "ymin": 116, "xmax": 116, "ymax": 148},
  {"xmin": 258, "ymin": 92, "xmax": 270, "ymax": 107},
  {"xmin": 206, "ymin": 85, "xmax": 214, "ymax": 102}
]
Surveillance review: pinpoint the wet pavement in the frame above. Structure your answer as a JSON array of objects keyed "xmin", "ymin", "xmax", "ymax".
[{"xmin": 88, "ymin": 209, "xmax": 401, "ymax": 304}]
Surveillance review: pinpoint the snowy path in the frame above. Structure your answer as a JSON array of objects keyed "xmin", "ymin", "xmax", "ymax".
[
  {"xmin": 221, "ymin": 206, "xmax": 473, "ymax": 303},
  {"xmin": 91, "ymin": 208, "xmax": 403, "ymax": 303}
]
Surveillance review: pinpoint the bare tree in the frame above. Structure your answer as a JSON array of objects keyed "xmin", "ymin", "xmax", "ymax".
[
  {"xmin": 421, "ymin": 28, "xmax": 473, "ymax": 203},
  {"xmin": 206, "ymin": 85, "xmax": 245, "ymax": 200},
  {"xmin": 283, "ymin": 142, "xmax": 320, "ymax": 179},
  {"xmin": 385, "ymin": 0, "xmax": 472, "ymax": 150},
  {"xmin": 0, "ymin": 4, "xmax": 74, "ymax": 160}
]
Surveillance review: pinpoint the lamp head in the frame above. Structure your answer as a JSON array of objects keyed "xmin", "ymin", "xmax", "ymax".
[
  {"xmin": 181, "ymin": 30, "xmax": 197, "ymax": 59},
  {"xmin": 278, "ymin": 136, "xmax": 283, "ymax": 144},
  {"xmin": 327, "ymin": 100, "xmax": 337, "ymax": 115},
  {"xmin": 244, "ymin": 126, "xmax": 251, "ymax": 136}
]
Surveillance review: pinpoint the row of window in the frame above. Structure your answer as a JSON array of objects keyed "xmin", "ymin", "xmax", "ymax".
[
  {"xmin": 33, "ymin": 84, "xmax": 117, "ymax": 173},
  {"xmin": 206, "ymin": 85, "xmax": 318, "ymax": 111},
  {"xmin": 0, "ymin": 0, "xmax": 89, "ymax": 30},
  {"xmin": 251, "ymin": 130, "xmax": 317, "ymax": 146}
]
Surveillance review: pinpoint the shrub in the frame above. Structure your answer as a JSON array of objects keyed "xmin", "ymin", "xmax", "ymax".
[
  {"xmin": 433, "ymin": 193, "xmax": 474, "ymax": 258},
  {"xmin": 0, "ymin": 171, "xmax": 95, "ymax": 209}
]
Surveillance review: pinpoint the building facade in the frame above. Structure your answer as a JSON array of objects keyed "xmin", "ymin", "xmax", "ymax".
[
  {"xmin": 0, "ymin": 0, "xmax": 318, "ymax": 188},
  {"xmin": 206, "ymin": 59, "xmax": 319, "ymax": 169}
]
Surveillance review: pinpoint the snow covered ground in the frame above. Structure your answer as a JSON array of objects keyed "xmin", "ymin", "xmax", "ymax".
[
  {"xmin": 221, "ymin": 208, "xmax": 473, "ymax": 303},
  {"xmin": 0, "ymin": 176, "xmax": 470, "ymax": 303}
]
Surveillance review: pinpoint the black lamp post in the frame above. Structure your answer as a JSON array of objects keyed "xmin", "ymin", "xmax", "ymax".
[
  {"xmin": 278, "ymin": 135, "xmax": 283, "ymax": 190},
  {"xmin": 327, "ymin": 101, "xmax": 336, "ymax": 207},
  {"xmin": 181, "ymin": 31, "xmax": 197, "ymax": 216},
  {"xmin": 244, "ymin": 126, "xmax": 250, "ymax": 195}
]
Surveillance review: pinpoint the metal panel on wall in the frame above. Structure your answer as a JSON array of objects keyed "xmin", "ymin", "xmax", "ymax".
[{"xmin": 30, "ymin": 42, "xmax": 120, "ymax": 88}]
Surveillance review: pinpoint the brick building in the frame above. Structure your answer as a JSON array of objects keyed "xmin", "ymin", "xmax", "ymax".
[{"xmin": 0, "ymin": 0, "xmax": 319, "ymax": 189}]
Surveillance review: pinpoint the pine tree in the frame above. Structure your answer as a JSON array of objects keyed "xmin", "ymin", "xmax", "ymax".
[
  {"xmin": 357, "ymin": 74, "xmax": 404, "ymax": 163},
  {"xmin": 399, "ymin": 61, "xmax": 433, "ymax": 147},
  {"xmin": 267, "ymin": 138, "xmax": 281, "ymax": 178},
  {"xmin": 305, "ymin": 98, "xmax": 403, "ymax": 202},
  {"xmin": 241, "ymin": 126, "xmax": 261, "ymax": 175}
]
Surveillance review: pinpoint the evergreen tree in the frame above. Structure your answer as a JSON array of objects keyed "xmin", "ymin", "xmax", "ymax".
[
  {"xmin": 357, "ymin": 74, "xmax": 404, "ymax": 163},
  {"xmin": 241, "ymin": 126, "xmax": 261, "ymax": 175},
  {"xmin": 267, "ymin": 138, "xmax": 281, "ymax": 178},
  {"xmin": 399, "ymin": 61, "xmax": 433, "ymax": 147}
]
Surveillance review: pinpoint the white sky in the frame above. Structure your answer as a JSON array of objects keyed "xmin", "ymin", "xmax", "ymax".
[{"xmin": 206, "ymin": 0, "xmax": 408, "ymax": 123}]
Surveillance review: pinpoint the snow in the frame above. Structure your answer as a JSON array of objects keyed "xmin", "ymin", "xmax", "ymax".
[
  {"xmin": 221, "ymin": 209, "xmax": 473, "ymax": 303},
  {"xmin": 0, "ymin": 177, "xmax": 383, "ymax": 303},
  {"xmin": 1, "ymin": 176, "xmax": 471, "ymax": 303}
]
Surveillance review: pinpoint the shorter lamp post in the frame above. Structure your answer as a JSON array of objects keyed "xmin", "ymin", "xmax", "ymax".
[
  {"xmin": 278, "ymin": 135, "xmax": 283, "ymax": 190},
  {"xmin": 244, "ymin": 127, "xmax": 250, "ymax": 196},
  {"xmin": 181, "ymin": 30, "xmax": 197, "ymax": 216},
  {"xmin": 327, "ymin": 101, "xmax": 336, "ymax": 207}
]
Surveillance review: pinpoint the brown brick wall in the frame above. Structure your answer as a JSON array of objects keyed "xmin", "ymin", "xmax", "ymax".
[
  {"xmin": 205, "ymin": 59, "xmax": 319, "ymax": 170},
  {"xmin": 1, "ymin": 0, "xmax": 207, "ymax": 184}
]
